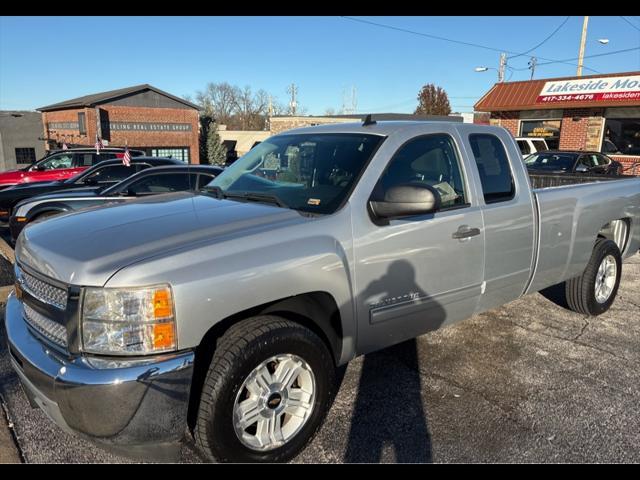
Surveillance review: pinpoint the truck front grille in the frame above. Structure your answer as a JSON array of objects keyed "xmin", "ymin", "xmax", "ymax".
[
  {"xmin": 22, "ymin": 303, "xmax": 68, "ymax": 348},
  {"xmin": 16, "ymin": 266, "xmax": 68, "ymax": 310}
]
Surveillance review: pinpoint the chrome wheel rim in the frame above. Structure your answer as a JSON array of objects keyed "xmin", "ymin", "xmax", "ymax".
[
  {"xmin": 233, "ymin": 354, "xmax": 316, "ymax": 451},
  {"xmin": 595, "ymin": 254, "xmax": 617, "ymax": 304}
]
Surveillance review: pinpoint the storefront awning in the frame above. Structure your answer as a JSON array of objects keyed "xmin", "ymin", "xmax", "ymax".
[{"xmin": 475, "ymin": 71, "xmax": 640, "ymax": 112}]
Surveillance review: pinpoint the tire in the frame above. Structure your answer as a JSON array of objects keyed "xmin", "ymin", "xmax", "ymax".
[
  {"xmin": 194, "ymin": 315, "xmax": 336, "ymax": 463},
  {"xmin": 565, "ymin": 238, "xmax": 622, "ymax": 315}
]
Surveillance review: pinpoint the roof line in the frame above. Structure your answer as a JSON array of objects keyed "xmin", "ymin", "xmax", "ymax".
[{"xmin": 38, "ymin": 84, "xmax": 200, "ymax": 111}]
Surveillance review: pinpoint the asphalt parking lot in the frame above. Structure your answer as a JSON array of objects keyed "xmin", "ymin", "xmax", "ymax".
[{"xmin": 1, "ymin": 252, "xmax": 639, "ymax": 463}]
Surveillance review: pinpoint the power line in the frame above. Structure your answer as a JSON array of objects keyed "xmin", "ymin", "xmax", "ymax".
[
  {"xmin": 620, "ymin": 16, "xmax": 640, "ymax": 32},
  {"xmin": 507, "ymin": 16, "xmax": 571, "ymax": 60},
  {"xmin": 340, "ymin": 16, "xmax": 599, "ymax": 73}
]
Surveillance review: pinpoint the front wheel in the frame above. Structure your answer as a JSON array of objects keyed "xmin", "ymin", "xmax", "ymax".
[
  {"xmin": 565, "ymin": 238, "xmax": 622, "ymax": 315},
  {"xmin": 194, "ymin": 316, "xmax": 336, "ymax": 462}
]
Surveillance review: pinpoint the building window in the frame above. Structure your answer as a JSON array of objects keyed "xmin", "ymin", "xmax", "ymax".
[
  {"xmin": 519, "ymin": 119, "xmax": 561, "ymax": 149},
  {"xmin": 602, "ymin": 118, "xmax": 640, "ymax": 156},
  {"xmin": 150, "ymin": 147, "xmax": 190, "ymax": 162},
  {"xmin": 15, "ymin": 148, "xmax": 36, "ymax": 164},
  {"xmin": 78, "ymin": 112, "xmax": 86, "ymax": 135}
]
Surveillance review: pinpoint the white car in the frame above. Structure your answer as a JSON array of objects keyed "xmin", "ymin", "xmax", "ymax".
[{"xmin": 515, "ymin": 137, "xmax": 549, "ymax": 158}]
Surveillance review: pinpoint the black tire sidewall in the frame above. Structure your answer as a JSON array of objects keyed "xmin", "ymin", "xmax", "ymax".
[
  {"xmin": 586, "ymin": 240, "xmax": 622, "ymax": 315},
  {"xmin": 204, "ymin": 325, "xmax": 334, "ymax": 462}
]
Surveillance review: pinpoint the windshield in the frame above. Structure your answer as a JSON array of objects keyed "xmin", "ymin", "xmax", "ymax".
[
  {"xmin": 531, "ymin": 140, "xmax": 548, "ymax": 152},
  {"xmin": 206, "ymin": 133, "xmax": 385, "ymax": 214},
  {"xmin": 525, "ymin": 152, "xmax": 577, "ymax": 171}
]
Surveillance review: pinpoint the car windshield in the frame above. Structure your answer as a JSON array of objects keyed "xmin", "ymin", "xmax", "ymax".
[
  {"xmin": 205, "ymin": 133, "xmax": 385, "ymax": 214},
  {"xmin": 531, "ymin": 140, "xmax": 548, "ymax": 151},
  {"xmin": 525, "ymin": 152, "xmax": 577, "ymax": 171}
]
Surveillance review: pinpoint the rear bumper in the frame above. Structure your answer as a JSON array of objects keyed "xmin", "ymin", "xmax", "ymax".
[{"xmin": 4, "ymin": 292, "xmax": 195, "ymax": 461}]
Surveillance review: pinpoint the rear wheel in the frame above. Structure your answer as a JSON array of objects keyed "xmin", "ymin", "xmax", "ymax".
[
  {"xmin": 565, "ymin": 238, "xmax": 622, "ymax": 315},
  {"xmin": 194, "ymin": 316, "xmax": 336, "ymax": 462}
]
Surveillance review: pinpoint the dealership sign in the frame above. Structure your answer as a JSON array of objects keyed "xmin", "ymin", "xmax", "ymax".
[{"xmin": 536, "ymin": 75, "xmax": 640, "ymax": 104}]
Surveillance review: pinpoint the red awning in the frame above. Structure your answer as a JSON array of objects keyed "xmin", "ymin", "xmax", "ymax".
[{"xmin": 475, "ymin": 71, "xmax": 640, "ymax": 112}]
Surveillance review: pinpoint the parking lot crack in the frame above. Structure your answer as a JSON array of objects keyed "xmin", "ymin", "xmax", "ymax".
[{"xmin": 572, "ymin": 318, "xmax": 590, "ymax": 341}]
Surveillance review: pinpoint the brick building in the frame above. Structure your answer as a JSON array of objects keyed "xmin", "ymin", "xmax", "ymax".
[
  {"xmin": 38, "ymin": 84, "xmax": 200, "ymax": 163},
  {"xmin": 475, "ymin": 71, "xmax": 640, "ymax": 173}
]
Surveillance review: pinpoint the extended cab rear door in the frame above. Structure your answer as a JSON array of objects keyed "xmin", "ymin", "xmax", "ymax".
[{"xmin": 459, "ymin": 126, "xmax": 537, "ymax": 313}]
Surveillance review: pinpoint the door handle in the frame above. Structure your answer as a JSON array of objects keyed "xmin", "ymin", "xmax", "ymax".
[{"xmin": 452, "ymin": 225, "xmax": 481, "ymax": 240}]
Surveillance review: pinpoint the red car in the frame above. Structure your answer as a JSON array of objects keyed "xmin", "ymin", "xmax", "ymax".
[{"xmin": 0, "ymin": 147, "xmax": 145, "ymax": 189}]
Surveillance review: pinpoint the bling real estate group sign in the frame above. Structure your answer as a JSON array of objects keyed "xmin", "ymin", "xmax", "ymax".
[{"xmin": 537, "ymin": 74, "xmax": 640, "ymax": 104}]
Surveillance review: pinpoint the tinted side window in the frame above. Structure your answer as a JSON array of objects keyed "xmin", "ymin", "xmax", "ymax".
[
  {"xmin": 469, "ymin": 134, "xmax": 515, "ymax": 204},
  {"xmin": 517, "ymin": 140, "xmax": 530, "ymax": 155},
  {"xmin": 375, "ymin": 134, "xmax": 467, "ymax": 209},
  {"xmin": 85, "ymin": 165, "xmax": 138, "ymax": 183},
  {"xmin": 197, "ymin": 173, "xmax": 217, "ymax": 189},
  {"xmin": 127, "ymin": 173, "xmax": 191, "ymax": 195},
  {"xmin": 76, "ymin": 153, "xmax": 94, "ymax": 167}
]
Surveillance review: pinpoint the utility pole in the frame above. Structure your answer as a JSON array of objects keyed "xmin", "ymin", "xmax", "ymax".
[
  {"xmin": 287, "ymin": 84, "xmax": 298, "ymax": 115},
  {"xmin": 528, "ymin": 56, "xmax": 537, "ymax": 80},
  {"xmin": 265, "ymin": 95, "xmax": 273, "ymax": 131},
  {"xmin": 498, "ymin": 53, "xmax": 507, "ymax": 82},
  {"xmin": 577, "ymin": 16, "xmax": 589, "ymax": 76}
]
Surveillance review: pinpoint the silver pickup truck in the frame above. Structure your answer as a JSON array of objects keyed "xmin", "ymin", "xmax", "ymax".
[{"xmin": 5, "ymin": 120, "xmax": 640, "ymax": 462}]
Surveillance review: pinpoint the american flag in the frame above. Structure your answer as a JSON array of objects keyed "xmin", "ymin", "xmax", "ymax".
[
  {"xmin": 122, "ymin": 145, "xmax": 131, "ymax": 167},
  {"xmin": 94, "ymin": 134, "xmax": 103, "ymax": 155}
]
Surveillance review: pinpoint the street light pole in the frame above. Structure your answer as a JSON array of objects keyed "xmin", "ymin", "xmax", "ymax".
[{"xmin": 577, "ymin": 16, "xmax": 589, "ymax": 76}]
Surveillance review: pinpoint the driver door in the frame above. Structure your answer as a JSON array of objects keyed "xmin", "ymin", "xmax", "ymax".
[{"xmin": 353, "ymin": 132, "xmax": 485, "ymax": 355}]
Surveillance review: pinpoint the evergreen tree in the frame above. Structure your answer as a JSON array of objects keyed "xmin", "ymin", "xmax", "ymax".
[{"xmin": 207, "ymin": 122, "xmax": 227, "ymax": 166}]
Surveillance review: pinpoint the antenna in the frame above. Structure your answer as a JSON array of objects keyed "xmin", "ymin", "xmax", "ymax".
[
  {"xmin": 342, "ymin": 85, "xmax": 357, "ymax": 114},
  {"xmin": 362, "ymin": 114, "xmax": 376, "ymax": 126},
  {"xmin": 286, "ymin": 84, "xmax": 298, "ymax": 115}
]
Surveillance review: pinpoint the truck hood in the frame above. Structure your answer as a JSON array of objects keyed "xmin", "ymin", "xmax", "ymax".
[
  {"xmin": 15, "ymin": 187, "xmax": 103, "ymax": 206},
  {"xmin": 0, "ymin": 169, "xmax": 30, "ymax": 185},
  {"xmin": 16, "ymin": 191, "xmax": 311, "ymax": 286}
]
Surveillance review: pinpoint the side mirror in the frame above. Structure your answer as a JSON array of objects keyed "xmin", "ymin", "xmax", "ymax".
[
  {"xmin": 370, "ymin": 184, "xmax": 441, "ymax": 220},
  {"xmin": 125, "ymin": 188, "xmax": 137, "ymax": 197},
  {"xmin": 33, "ymin": 164, "xmax": 46, "ymax": 171},
  {"xmin": 575, "ymin": 164, "xmax": 589, "ymax": 173}
]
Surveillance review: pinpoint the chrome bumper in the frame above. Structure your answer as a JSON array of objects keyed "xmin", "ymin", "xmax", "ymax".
[{"xmin": 4, "ymin": 292, "xmax": 195, "ymax": 461}]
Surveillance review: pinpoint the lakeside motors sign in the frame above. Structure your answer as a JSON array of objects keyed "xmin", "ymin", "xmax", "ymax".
[{"xmin": 536, "ymin": 75, "xmax": 640, "ymax": 104}]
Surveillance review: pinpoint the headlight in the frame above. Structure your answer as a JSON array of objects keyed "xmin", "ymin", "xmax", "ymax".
[{"xmin": 81, "ymin": 284, "xmax": 177, "ymax": 355}]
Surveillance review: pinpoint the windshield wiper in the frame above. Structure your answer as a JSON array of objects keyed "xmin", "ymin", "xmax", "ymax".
[
  {"xmin": 224, "ymin": 191, "xmax": 289, "ymax": 209},
  {"xmin": 201, "ymin": 187, "xmax": 289, "ymax": 209},
  {"xmin": 201, "ymin": 185, "xmax": 225, "ymax": 199}
]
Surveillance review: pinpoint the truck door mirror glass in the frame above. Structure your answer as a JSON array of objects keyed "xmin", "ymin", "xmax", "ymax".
[{"xmin": 370, "ymin": 184, "xmax": 441, "ymax": 220}]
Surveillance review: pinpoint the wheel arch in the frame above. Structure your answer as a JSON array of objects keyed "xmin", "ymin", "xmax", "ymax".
[{"xmin": 186, "ymin": 291, "xmax": 344, "ymax": 431}]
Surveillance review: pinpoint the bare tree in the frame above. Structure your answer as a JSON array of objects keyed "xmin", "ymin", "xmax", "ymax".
[
  {"xmin": 324, "ymin": 108, "xmax": 336, "ymax": 116},
  {"xmin": 233, "ymin": 86, "xmax": 270, "ymax": 130}
]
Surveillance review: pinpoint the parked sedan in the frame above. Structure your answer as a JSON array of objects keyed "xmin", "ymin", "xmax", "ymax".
[
  {"xmin": 524, "ymin": 151, "xmax": 623, "ymax": 175},
  {"xmin": 10, "ymin": 165, "xmax": 223, "ymax": 242},
  {"xmin": 0, "ymin": 147, "xmax": 146, "ymax": 189},
  {"xmin": 0, "ymin": 157, "xmax": 182, "ymax": 226}
]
